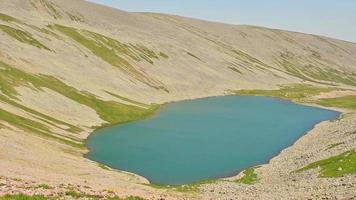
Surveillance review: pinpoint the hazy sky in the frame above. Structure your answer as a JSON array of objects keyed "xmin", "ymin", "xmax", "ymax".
[{"xmin": 88, "ymin": 0, "xmax": 356, "ymax": 43}]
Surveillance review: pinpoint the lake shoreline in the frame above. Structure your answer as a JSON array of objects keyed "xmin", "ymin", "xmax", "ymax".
[{"xmin": 84, "ymin": 94, "xmax": 343, "ymax": 186}]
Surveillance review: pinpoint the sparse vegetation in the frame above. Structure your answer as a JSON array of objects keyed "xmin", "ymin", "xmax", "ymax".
[
  {"xmin": 325, "ymin": 142, "xmax": 344, "ymax": 151},
  {"xmin": 159, "ymin": 52, "xmax": 169, "ymax": 59},
  {"xmin": 235, "ymin": 84, "xmax": 336, "ymax": 101},
  {"xmin": 0, "ymin": 194, "xmax": 49, "ymax": 200},
  {"xmin": 0, "ymin": 108, "xmax": 83, "ymax": 148},
  {"xmin": 228, "ymin": 66, "xmax": 242, "ymax": 74},
  {"xmin": 0, "ymin": 61, "xmax": 158, "ymax": 147},
  {"xmin": 38, "ymin": 0, "xmax": 62, "ymax": 19},
  {"xmin": 187, "ymin": 52, "xmax": 201, "ymax": 60},
  {"xmin": 0, "ymin": 61, "xmax": 158, "ymax": 124},
  {"xmin": 0, "ymin": 193, "xmax": 146, "ymax": 200},
  {"xmin": 0, "ymin": 12, "xmax": 58, "ymax": 38},
  {"xmin": 147, "ymin": 178, "xmax": 220, "ymax": 193},
  {"xmin": 317, "ymin": 96, "xmax": 356, "ymax": 110},
  {"xmin": 0, "ymin": 13, "xmax": 17, "ymax": 22},
  {"xmin": 296, "ymin": 150, "xmax": 356, "ymax": 177},
  {"xmin": 0, "ymin": 25, "xmax": 51, "ymax": 51},
  {"xmin": 98, "ymin": 163, "xmax": 110, "ymax": 170},
  {"xmin": 36, "ymin": 184, "xmax": 52, "ymax": 190},
  {"xmin": 275, "ymin": 51, "xmax": 356, "ymax": 86},
  {"xmin": 54, "ymin": 25, "xmax": 151, "ymax": 67},
  {"xmin": 105, "ymin": 91, "xmax": 150, "ymax": 108},
  {"xmin": 235, "ymin": 167, "xmax": 259, "ymax": 185},
  {"xmin": 66, "ymin": 12, "xmax": 84, "ymax": 22},
  {"xmin": 51, "ymin": 24, "xmax": 166, "ymax": 90}
]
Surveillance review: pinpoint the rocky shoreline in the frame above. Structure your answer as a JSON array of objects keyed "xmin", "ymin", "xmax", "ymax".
[{"xmin": 200, "ymin": 111, "xmax": 356, "ymax": 200}]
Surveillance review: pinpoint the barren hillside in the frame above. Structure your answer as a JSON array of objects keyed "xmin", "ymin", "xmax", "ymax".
[{"xmin": 0, "ymin": 0, "xmax": 355, "ymax": 199}]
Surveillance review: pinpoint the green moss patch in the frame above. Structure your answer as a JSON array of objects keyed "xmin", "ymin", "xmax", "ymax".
[
  {"xmin": 235, "ymin": 167, "xmax": 259, "ymax": 185},
  {"xmin": 296, "ymin": 150, "xmax": 356, "ymax": 177}
]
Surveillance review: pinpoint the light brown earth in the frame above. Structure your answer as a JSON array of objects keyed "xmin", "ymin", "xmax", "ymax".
[{"xmin": 0, "ymin": 0, "xmax": 355, "ymax": 199}]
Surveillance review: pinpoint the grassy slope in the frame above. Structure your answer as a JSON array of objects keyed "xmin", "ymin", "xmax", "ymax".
[
  {"xmin": 0, "ymin": 24, "xmax": 51, "ymax": 51},
  {"xmin": 296, "ymin": 150, "xmax": 356, "ymax": 177},
  {"xmin": 317, "ymin": 96, "xmax": 356, "ymax": 110},
  {"xmin": 236, "ymin": 84, "xmax": 336, "ymax": 101},
  {"xmin": 0, "ymin": 61, "xmax": 158, "ymax": 147},
  {"xmin": 274, "ymin": 51, "xmax": 356, "ymax": 87},
  {"xmin": 51, "ymin": 24, "xmax": 166, "ymax": 90}
]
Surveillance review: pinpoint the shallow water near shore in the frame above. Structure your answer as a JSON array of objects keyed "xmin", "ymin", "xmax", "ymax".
[{"xmin": 86, "ymin": 96, "xmax": 339, "ymax": 186}]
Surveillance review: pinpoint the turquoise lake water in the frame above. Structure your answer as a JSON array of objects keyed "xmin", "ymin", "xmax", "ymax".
[{"xmin": 86, "ymin": 96, "xmax": 340, "ymax": 186}]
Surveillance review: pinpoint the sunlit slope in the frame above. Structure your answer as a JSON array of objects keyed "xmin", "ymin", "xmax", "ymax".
[{"xmin": 0, "ymin": 0, "xmax": 355, "ymax": 146}]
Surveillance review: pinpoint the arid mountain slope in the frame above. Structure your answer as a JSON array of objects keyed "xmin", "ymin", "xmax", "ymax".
[{"xmin": 0, "ymin": 0, "xmax": 355, "ymax": 199}]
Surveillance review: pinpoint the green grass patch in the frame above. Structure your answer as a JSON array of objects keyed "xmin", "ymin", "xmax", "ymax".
[
  {"xmin": 65, "ymin": 189, "xmax": 146, "ymax": 200},
  {"xmin": 146, "ymin": 178, "xmax": 220, "ymax": 193},
  {"xmin": 123, "ymin": 197, "xmax": 146, "ymax": 200},
  {"xmin": 0, "ymin": 194, "xmax": 49, "ymax": 200},
  {"xmin": 36, "ymin": 184, "xmax": 52, "ymax": 190},
  {"xmin": 317, "ymin": 96, "xmax": 356, "ymax": 110},
  {"xmin": 296, "ymin": 150, "xmax": 356, "ymax": 177},
  {"xmin": 0, "ymin": 24, "xmax": 50, "ymax": 51},
  {"xmin": 235, "ymin": 84, "xmax": 335, "ymax": 101},
  {"xmin": 235, "ymin": 167, "xmax": 259, "ymax": 185},
  {"xmin": 98, "ymin": 163, "xmax": 110, "ymax": 170}
]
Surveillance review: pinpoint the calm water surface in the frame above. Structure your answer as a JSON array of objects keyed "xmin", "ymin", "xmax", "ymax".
[{"xmin": 86, "ymin": 96, "xmax": 339, "ymax": 185}]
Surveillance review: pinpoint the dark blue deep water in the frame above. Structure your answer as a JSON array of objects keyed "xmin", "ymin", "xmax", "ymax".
[{"xmin": 86, "ymin": 96, "xmax": 339, "ymax": 185}]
